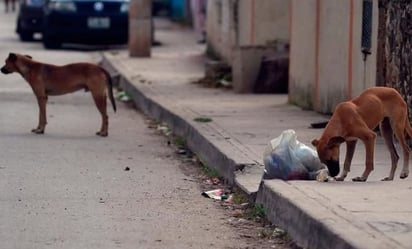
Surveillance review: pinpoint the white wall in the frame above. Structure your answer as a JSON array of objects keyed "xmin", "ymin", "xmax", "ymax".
[
  {"xmin": 289, "ymin": 0, "xmax": 378, "ymax": 113},
  {"xmin": 207, "ymin": 0, "xmax": 290, "ymax": 65}
]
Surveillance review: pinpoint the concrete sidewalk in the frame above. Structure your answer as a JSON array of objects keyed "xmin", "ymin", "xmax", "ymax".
[{"xmin": 101, "ymin": 19, "xmax": 412, "ymax": 249}]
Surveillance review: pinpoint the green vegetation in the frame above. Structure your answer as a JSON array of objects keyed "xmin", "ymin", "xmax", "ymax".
[
  {"xmin": 173, "ymin": 135, "xmax": 186, "ymax": 148},
  {"xmin": 252, "ymin": 204, "xmax": 266, "ymax": 219},
  {"xmin": 200, "ymin": 163, "xmax": 220, "ymax": 178},
  {"xmin": 193, "ymin": 117, "xmax": 213, "ymax": 123}
]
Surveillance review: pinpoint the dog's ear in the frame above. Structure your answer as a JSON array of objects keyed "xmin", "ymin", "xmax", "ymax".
[
  {"xmin": 311, "ymin": 139, "xmax": 319, "ymax": 147},
  {"xmin": 8, "ymin": 53, "xmax": 17, "ymax": 62},
  {"xmin": 24, "ymin": 55, "xmax": 32, "ymax": 59},
  {"xmin": 326, "ymin": 136, "xmax": 345, "ymax": 147}
]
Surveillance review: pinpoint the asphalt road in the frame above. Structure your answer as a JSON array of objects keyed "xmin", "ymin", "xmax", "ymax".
[{"xmin": 0, "ymin": 11, "xmax": 255, "ymax": 249}]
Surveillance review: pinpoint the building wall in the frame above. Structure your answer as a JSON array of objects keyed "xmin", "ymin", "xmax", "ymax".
[
  {"xmin": 206, "ymin": 0, "xmax": 290, "ymax": 93},
  {"xmin": 206, "ymin": 0, "xmax": 289, "ymax": 65},
  {"xmin": 288, "ymin": 0, "xmax": 316, "ymax": 109},
  {"xmin": 289, "ymin": 0, "xmax": 378, "ymax": 113},
  {"xmin": 237, "ymin": 0, "xmax": 289, "ymax": 47},
  {"xmin": 206, "ymin": 0, "xmax": 233, "ymax": 64}
]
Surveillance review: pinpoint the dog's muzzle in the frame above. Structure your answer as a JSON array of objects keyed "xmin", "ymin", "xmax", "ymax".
[
  {"xmin": 325, "ymin": 159, "xmax": 340, "ymax": 177},
  {"xmin": 1, "ymin": 67, "xmax": 10, "ymax": 74}
]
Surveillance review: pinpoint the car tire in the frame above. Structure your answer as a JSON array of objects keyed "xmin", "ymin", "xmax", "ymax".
[{"xmin": 17, "ymin": 20, "xmax": 34, "ymax": 41}]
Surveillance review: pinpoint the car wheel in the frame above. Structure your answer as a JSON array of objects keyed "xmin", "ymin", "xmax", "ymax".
[
  {"xmin": 43, "ymin": 36, "xmax": 62, "ymax": 49},
  {"xmin": 17, "ymin": 20, "xmax": 34, "ymax": 41}
]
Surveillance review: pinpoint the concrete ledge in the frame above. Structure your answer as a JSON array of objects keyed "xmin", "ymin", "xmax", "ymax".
[
  {"xmin": 256, "ymin": 181, "xmax": 355, "ymax": 249},
  {"xmin": 101, "ymin": 56, "xmax": 243, "ymax": 185},
  {"xmin": 256, "ymin": 180, "xmax": 399, "ymax": 249}
]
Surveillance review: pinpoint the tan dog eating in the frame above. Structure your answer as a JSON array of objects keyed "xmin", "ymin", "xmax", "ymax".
[
  {"xmin": 1, "ymin": 53, "xmax": 116, "ymax": 136},
  {"xmin": 312, "ymin": 87, "xmax": 412, "ymax": 182}
]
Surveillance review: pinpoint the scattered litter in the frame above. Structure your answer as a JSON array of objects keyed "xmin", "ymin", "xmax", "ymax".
[
  {"xmin": 272, "ymin": 228, "xmax": 287, "ymax": 238},
  {"xmin": 176, "ymin": 149, "xmax": 187, "ymax": 155},
  {"xmin": 116, "ymin": 91, "xmax": 130, "ymax": 102},
  {"xmin": 157, "ymin": 123, "xmax": 171, "ymax": 136},
  {"xmin": 202, "ymin": 188, "xmax": 229, "ymax": 200},
  {"xmin": 316, "ymin": 168, "xmax": 329, "ymax": 182},
  {"xmin": 206, "ymin": 177, "xmax": 221, "ymax": 185},
  {"xmin": 240, "ymin": 202, "xmax": 249, "ymax": 209},
  {"xmin": 219, "ymin": 79, "xmax": 231, "ymax": 87},
  {"xmin": 225, "ymin": 194, "xmax": 234, "ymax": 203},
  {"xmin": 263, "ymin": 129, "xmax": 329, "ymax": 181}
]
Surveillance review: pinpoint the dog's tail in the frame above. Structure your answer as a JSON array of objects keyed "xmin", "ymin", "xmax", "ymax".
[{"xmin": 101, "ymin": 68, "xmax": 117, "ymax": 112}]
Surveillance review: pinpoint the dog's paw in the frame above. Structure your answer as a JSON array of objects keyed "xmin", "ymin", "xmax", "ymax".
[
  {"xmin": 381, "ymin": 176, "xmax": 393, "ymax": 181},
  {"xmin": 352, "ymin": 176, "xmax": 367, "ymax": 182},
  {"xmin": 31, "ymin": 128, "xmax": 44, "ymax": 134},
  {"xmin": 334, "ymin": 175, "xmax": 346, "ymax": 181},
  {"xmin": 400, "ymin": 171, "xmax": 409, "ymax": 179},
  {"xmin": 96, "ymin": 131, "xmax": 108, "ymax": 137}
]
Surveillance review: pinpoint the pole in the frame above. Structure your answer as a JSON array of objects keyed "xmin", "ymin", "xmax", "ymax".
[{"xmin": 129, "ymin": 0, "xmax": 152, "ymax": 57}]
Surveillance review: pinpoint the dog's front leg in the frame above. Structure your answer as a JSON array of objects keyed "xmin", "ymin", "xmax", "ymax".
[
  {"xmin": 32, "ymin": 95, "xmax": 48, "ymax": 134},
  {"xmin": 336, "ymin": 140, "xmax": 357, "ymax": 181},
  {"xmin": 352, "ymin": 132, "xmax": 376, "ymax": 182}
]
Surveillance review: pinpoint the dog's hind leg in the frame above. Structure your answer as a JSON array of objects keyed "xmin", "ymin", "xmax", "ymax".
[
  {"xmin": 92, "ymin": 93, "xmax": 109, "ymax": 137},
  {"xmin": 380, "ymin": 118, "xmax": 399, "ymax": 181},
  {"xmin": 392, "ymin": 120, "xmax": 410, "ymax": 179}
]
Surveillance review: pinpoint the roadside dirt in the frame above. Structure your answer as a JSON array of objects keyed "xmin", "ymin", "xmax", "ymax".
[{"xmin": 145, "ymin": 117, "xmax": 301, "ymax": 249}]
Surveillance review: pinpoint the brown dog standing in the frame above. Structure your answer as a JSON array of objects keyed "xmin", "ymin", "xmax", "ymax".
[
  {"xmin": 312, "ymin": 87, "xmax": 412, "ymax": 182},
  {"xmin": 1, "ymin": 53, "xmax": 116, "ymax": 136}
]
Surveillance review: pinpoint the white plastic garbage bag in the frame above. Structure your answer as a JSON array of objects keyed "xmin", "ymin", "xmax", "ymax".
[{"xmin": 263, "ymin": 130, "xmax": 329, "ymax": 181}]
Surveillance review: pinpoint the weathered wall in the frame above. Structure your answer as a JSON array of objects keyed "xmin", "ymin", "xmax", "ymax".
[
  {"xmin": 237, "ymin": 0, "xmax": 289, "ymax": 47},
  {"xmin": 378, "ymin": 0, "xmax": 412, "ymax": 120},
  {"xmin": 289, "ymin": 0, "xmax": 378, "ymax": 113},
  {"xmin": 288, "ymin": 0, "xmax": 316, "ymax": 109},
  {"xmin": 206, "ymin": 0, "xmax": 289, "ymax": 64},
  {"xmin": 206, "ymin": 0, "xmax": 234, "ymax": 64},
  {"xmin": 206, "ymin": 0, "xmax": 290, "ymax": 93}
]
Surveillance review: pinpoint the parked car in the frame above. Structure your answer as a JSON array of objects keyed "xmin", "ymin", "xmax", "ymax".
[
  {"xmin": 16, "ymin": 0, "xmax": 45, "ymax": 41},
  {"xmin": 152, "ymin": 0, "xmax": 169, "ymax": 15},
  {"xmin": 42, "ymin": 0, "xmax": 129, "ymax": 49}
]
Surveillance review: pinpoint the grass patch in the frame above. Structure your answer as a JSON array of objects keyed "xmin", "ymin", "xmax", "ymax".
[
  {"xmin": 243, "ymin": 203, "xmax": 266, "ymax": 220},
  {"xmin": 173, "ymin": 136, "xmax": 186, "ymax": 148},
  {"xmin": 193, "ymin": 117, "xmax": 213, "ymax": 123},
  {"xmin": 231, "ymin": 191, "xmax": 249, "ymax": 205},
  {"xmin": 252, "ymin": 204, "xmax": 266, "ymax": 219},
  {"xmin": 200, "ymin": 164, "xmax": 220, "ymax": 178}
]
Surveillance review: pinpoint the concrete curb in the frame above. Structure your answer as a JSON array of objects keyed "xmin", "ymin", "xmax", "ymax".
[
  {"xmin": 257, "ymin": 181, "xmax": 355, "ymax": 249},
  {"xmin": 101, "ymin": 56, "xmax": 249, "ymax": 187}
]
